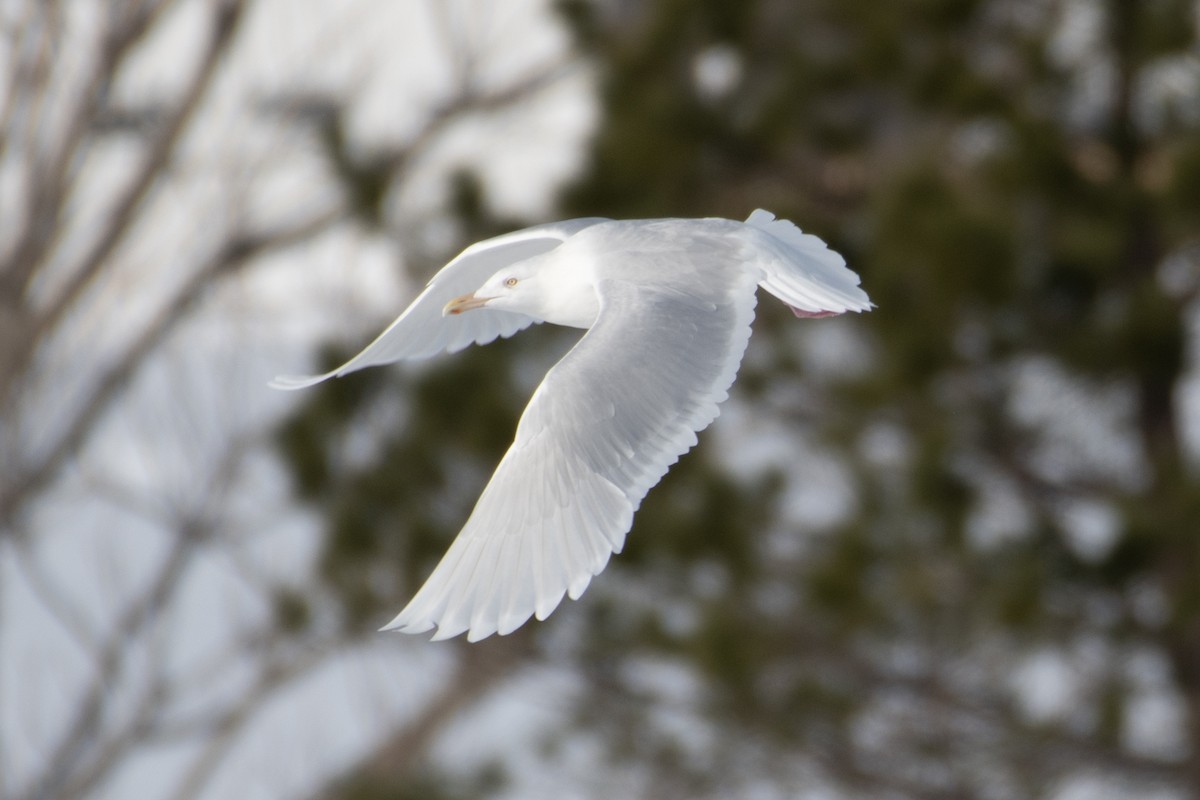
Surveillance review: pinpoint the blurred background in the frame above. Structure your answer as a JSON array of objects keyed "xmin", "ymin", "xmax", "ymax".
[{"xmin": 2, "ymin": 0, "xmax": 1199, "ymax": 798}]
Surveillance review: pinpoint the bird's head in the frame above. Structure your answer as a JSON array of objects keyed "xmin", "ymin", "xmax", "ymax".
[
  {"xmin": 442, "ymin": 252, "xmax": 598, "ymax": 329},
  {"xmin": 443, "ymin": 261, "xmax": 545, "ymax": 317}
]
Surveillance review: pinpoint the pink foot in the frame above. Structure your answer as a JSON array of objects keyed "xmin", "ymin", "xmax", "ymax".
[{"xmin": 787, "ymin": 305, "xmax": 841, "ymax": 319}]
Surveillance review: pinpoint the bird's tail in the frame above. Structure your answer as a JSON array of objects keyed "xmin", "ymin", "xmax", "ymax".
[{"xmin": 744, "ymin": 209, "xmax": 873, "ymax": 315}]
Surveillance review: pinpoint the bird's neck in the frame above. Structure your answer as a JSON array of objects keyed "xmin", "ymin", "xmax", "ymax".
[{"xmin": 534, "ymin": 258, "xmax": 600, "ymax": 329}]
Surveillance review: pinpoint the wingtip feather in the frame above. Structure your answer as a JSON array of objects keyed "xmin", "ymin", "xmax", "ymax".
[{"xmin": 268, "ymin": 372, "xmax": 334, "ymax": 391}]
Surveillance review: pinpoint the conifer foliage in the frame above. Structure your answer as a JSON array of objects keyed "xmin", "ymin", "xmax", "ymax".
[{"xmin": 281, "ymin": 1, "xmax": 1200, "ymax": 796}]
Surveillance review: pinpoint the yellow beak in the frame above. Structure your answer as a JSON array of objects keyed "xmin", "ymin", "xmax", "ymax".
[{"xmin": 443, "ymin": 292, "xmax": 491, "ymax": 316}]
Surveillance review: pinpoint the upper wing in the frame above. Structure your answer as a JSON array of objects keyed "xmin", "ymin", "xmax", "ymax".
[
  {"xmin": 270, "ymin": 217, "xmax": 609, "ymax": 389},
  {"xmin": 743, "ymin": 208, "xmax": 873, "ymax": 315},
  {"xmin": 383, "ymin": 238, "xmax": 762, "ymax": 641}
]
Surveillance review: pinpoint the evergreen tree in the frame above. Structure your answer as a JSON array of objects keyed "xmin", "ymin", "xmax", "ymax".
[{"xmin": 279, "ymin": 0, "xmax": 1200, "ymax": 796}]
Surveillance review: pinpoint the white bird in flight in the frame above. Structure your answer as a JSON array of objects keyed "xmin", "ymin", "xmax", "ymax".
[{"xmin": 273, "ymin": 210, "xmax": 871, "ymax": 641}]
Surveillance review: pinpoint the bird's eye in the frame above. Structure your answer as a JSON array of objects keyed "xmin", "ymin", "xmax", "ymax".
[{"xmin": 504, "ymin": 277, "xmax": 518, "ymax": 287}]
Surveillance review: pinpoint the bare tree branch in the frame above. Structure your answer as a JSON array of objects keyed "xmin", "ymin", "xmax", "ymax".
[
  {"xmin": 0, "ymin": 205, "xmax": 342, "ymax": 537},
  {"xmin": 0, "ymin": 2, "xmax": 58, "ymax": 169},
  {"xmin": 16, "ymin": 411, "xmax": 330, "ymax": 800},
  {"xmin": 0, "ymin": 0, "xmax": 233, "ymax": 428},
  {"xmin": 9, "ymin": 543, "xmax": 99, "ymax": 657},
  {"xmin": 20, "ymin": 516, "xmax": 207, "ymax": 800},
  {"xmin": 398, "ymin": 59, "xmax": 577, "ymax": 178},
  {"xmin": 25, "ymin": 0, "xmax": 244, "ymax": 346},
  {"xmin": 2, "ymin": 5, "xmax": 590, "ymax": 800},
  {"xmin": 1, "ymin": 0, "xmax": 180, "ymax": 294},
  {"xmin": 310, "ymin": 635, "xmax": 536, "ymax": 799},
  {"xmin": 163, "ymin": 643, "xmax": 340, "ymax": 800}
]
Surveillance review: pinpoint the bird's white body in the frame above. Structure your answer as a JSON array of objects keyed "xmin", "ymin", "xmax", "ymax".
[{"xmin": 273, "ymin": 210, "xmax": 871, "ymax": 641}]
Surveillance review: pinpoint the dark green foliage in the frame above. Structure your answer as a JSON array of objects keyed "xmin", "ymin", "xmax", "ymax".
[
  {"xmin": 327, "ymin": 764, "xmax": 506, "ymax": 800},
  {"xmin": 314, "ymin": 108, "xmax": 395, "ymax": 227},
  {"xmin": 272, "ymin": 586, "xmax": 313, "ymax": 634},
  {"xmin": 280, "ymin": 336, "xmax": 548, "ymax": 629},
  {"xmin": 274, "ymin": 0, "xmax": 1200, "ymax": 796},
  {"xmin": 550, "ymin": 0, "xmax": 1200, "ymax": 795},
  {"xmin": 276, "ymin": 343, "xmax": 389, "ymax": 500}
]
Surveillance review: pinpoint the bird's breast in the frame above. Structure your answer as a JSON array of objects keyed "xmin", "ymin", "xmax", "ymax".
[{"xmin": 534, "ymin": 250, "xmax": 601, "ymax": 329}]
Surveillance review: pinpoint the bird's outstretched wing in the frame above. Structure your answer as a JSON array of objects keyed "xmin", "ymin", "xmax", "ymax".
[
  {"xmin": 270, "ymin": 218, "xmax": 608, "ymax": 389},
  {"xmin": 743, "ymin": 209, "xmax": 873, "ymax": 315},
  {"xmin": 383, "ymin": 232, "xmax": 761, "ymax": 641}
]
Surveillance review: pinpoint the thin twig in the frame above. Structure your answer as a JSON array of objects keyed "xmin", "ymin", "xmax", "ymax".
[
  {"xmin": 20, "ymin": 518, "xmax": 207, "ymax": 800},
  {"xmin": 164, "ymin": 644, "xmax": 339, "ymax": 800},
  {"xmin": 3, "ymin": 0, "xmax": 179, "ymax": 294},
  {"xmin": 25, "ymin": 0, "xmax": 243, "ymax": 339}
]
